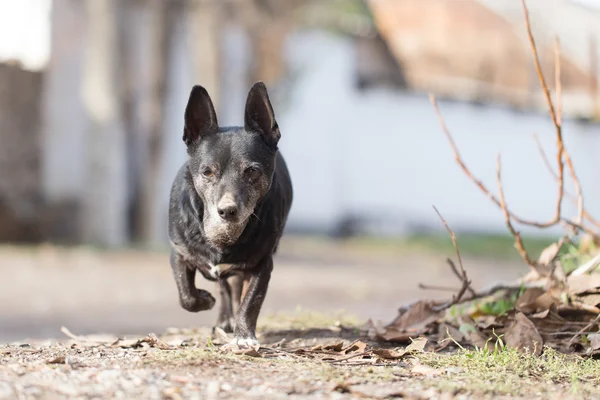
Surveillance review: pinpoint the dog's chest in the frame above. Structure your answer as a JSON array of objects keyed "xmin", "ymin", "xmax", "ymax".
[{"xmin": 207, "ymin": 263, "xmax": 235, "ymax": 279}]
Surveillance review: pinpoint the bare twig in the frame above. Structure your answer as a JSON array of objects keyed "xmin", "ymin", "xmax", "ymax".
[
  {"xmin": 327, "ymin": 351, "xmax": 372, "ymax": 364},
  {"xmin": 554, "ymin": 38, "xmax": 562, "ymax": 127},
  {"xmin": 431, "ymin": 206, "xmax": 472, "ymax": 310},
  {"xmin": 429, "ymin": 94, "xmax": 502, "ymax": 210},
  {"xmin": 60, "ymin": 326, "xmax": 83, "ymax": 341},
  {"xmin": 418, "ymin": 283, "xmax": 460, "ymax": 292},
  {"xmin": 522, "ymin": 1, "xmax": 587, "ymax": 230},
  {"xmin": 496, "ymin": 155, "xmax": 537, "ymax": 268},
  {"xmin": 446, "ymin": 258, "xmax": 477, "ymax": 297},
  {"xmin": 568, "ymin": 313, "xmax": 600, "ymax": 345},
  {"xmin": 430, "ymin": 96, "xmax": 596, "ymax": 237},
  {"xmin": 433, "ymin": 206, "xmax": 465, "ymax": 276},
  {"xmin": 60, "ymin": 326, "xmax": 117, "ymax": 344},
  {"xmin": 570, "ymin": 252, "xmax": 600, "ymax": 277},
  {"xmin": 430, "ymin": 95, "xmax": 572, "ymax": 230},
  {"xmin": 521, "ymin": 0, "xmax": 559, "ymax": 128},
  {"xmin": 532, "ymin": 133, "xmax": 558, "ymax": 181},
  {"xmin": 521, "ymin": 2, "xmax": 565, "ymax": 227}
]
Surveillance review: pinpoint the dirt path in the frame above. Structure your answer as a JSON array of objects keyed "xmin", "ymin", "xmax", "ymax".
[{"xmin": 0, "ymin": 240, "xmax": 523, "ymax": 342}]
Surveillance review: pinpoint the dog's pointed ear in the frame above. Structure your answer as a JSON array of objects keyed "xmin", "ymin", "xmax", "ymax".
[
  {"xmin": 183, "ymin": 85, "xmax": 218, "ymax": 146},
  {"xmin": 244, "ymin": 82, "xmax": 280, "ymax": 149}
]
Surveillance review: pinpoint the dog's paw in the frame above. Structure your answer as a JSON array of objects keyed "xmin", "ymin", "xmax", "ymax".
[
  {"xmin": 219, "ymin": 337, "xmax": 260, "ymax": 352},
  {"xmin": 232, "ymin": 337, "xmax": 260, "ymax": 348},
  {"xmin": 179, "ymin": 289, "xmax": 215, "ymax": 312},
  {"xmin": 198, "ymin": 289, "xmax": 216, "ymax": 309}
]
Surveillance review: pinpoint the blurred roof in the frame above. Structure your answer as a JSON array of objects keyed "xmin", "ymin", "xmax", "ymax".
[{"xmin": 366, "ymin": 0, "xmax": 600, "ymax": 118}]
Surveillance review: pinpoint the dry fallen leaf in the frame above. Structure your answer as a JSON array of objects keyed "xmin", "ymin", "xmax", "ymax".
[
  {"xmin": 376, "ymin": 301, "xmax": 440, "ymax": 343},
  {"xmin": 530, "ymin": 309, "xmax": 551, "ymax": 319},
  {"xmin": 311, "ymin": 342, "xmax": 344, "ymax": 352},
  {"xmin": 388, "ymin": 301, "xmax": 441, "ymax": 332},
  {"xmin": 504, "ymin": 312, "xmax": 543, "ymax": 356},
  {"xmin": 538, "ymin": 242, "xmax": 561, "ymax": 266},
  {"xmin": 371, "ymin": 348, "xmax": 406, "ymax": 360},
  {"xmin": 212, "ymin": 327, "xmax": 229, "ymax": 344},
  {"xmin": 47, "ymin": 355, "xmax": 66, "ymax": 364},
  {"xmin": 232, "ymin": 346, "xmax": 262, "ymax": 357},
  {"xmin": 141, "ymin": 333, "xmax": 175, "ymax": 350},
  {"xmin": 112, "ymin": 338, "xmax": 140, "ymax": 348},
  {"xmin": 342, "ymin": 340, "xmax": 368, "ymax": 354},
  {"xmin": 567, "ymin": 274, "xmax": 600, "ymax": 295},
  {"xmin": 515, "ymin": 288, "xmax": 557, "ymax": 314},
  {"xmin": 579, "ymin": 294, "xmax": 600, "ymax": 307},
  {"xmin": 112, "ymin": 333, "xmax": 175, "ymax": 350},
  {"xmin": 332, "ymin": 382, "xmax": 351, "ymax": 393},
  {"xmin": 406, "ymin": 337, "xmax": 427, "ymax": 353},
  {"xmin": 375, "ymin": 329, "xmax": 414, "ymax": 343}
]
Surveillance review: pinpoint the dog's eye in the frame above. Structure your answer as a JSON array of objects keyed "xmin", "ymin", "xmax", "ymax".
[
  {"xmin": 202, "ymin": 167, "xmax": 213, "ymax": 178},
  {"xmin": 245, "ymin": 167, "xmax": 261, "ymax": 180}
]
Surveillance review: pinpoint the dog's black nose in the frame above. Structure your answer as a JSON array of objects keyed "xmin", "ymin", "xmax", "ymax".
[{"xmin": 218, "ymin": 204, "xmax": 238, "ymax": 221}]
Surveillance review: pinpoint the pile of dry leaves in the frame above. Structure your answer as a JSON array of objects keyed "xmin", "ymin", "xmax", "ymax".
[{"xmin": 364, "ymin": 247, "xmax": 600, "ymax": 357}]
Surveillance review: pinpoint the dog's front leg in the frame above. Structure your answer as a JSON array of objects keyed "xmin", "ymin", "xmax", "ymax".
[
  {"xmin": 170, "ymin": 252, "xmax": 215, "ymax": 312},
  {"xmin": 231, "ymin": 257, "xmax": 273, "ymax": 347}
]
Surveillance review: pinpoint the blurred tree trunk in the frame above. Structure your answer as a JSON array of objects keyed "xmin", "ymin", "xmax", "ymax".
[
  {"xmin": 81, "ymin": 0, "xmax": 128, "ymax": 247},
  {"xmin": 232, "ymin": 0, "xmax": 299, "ymax": 88},
  {"xmin": 116, "ymin": 0, "xmax": 140, "ymax": 242},
  {"xmin": 188, "ymin": 0, "xmax": 222, "ymax": 111},
  {"xmin": 246, "ymin": 18, "xmax": 290, "ymax": 87},
  {"xmin": 131, "ymin": 0, "xmax": 176, "ymax": 245},
  {"xmin": 41, "ymin": 0, "xmax": 88, "ymax": 242}
]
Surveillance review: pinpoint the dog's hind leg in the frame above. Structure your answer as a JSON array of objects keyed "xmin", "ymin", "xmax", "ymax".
[
  {"xmin": 170, "ymin": 252, "xmax": 216, "ymax": 312},
  {"xmin": 214, "ymin": 279, "xmax": 235, "ymax": 333},
  {"xmin": 214, "ymin": 274, "xmax": 243, "ymax": 333},
  {"xmin": 229, "ymin": 275, "xmax": 243, "ymax": 315}
]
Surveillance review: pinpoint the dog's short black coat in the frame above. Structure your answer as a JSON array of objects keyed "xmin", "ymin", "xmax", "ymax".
[{"xmin": 168, "ymin": 82, "xmax": 293, "ymax": 347}]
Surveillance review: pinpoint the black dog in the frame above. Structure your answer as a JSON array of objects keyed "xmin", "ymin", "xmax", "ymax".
[{"xmin": 168, "ymin": 82, "xmax": 293, "ymax": 347}]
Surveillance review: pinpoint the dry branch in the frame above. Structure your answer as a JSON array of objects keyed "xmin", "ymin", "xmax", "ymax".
[
  {"xmin": 431, "ymin": 206, "xmax": 472, "ymax": 311},
  {"xmin": 522, "ymin": 0, "xmax": 586, "ymax": 229},
  {"xmin": 446, "ymin": 258, "xmax": 477, "ymax": 297},
  {"xmin": 568, "ymin": 312, "xmax": 600, "ymax": 345},
  {"xmin": 496, "ymin": 155, "xmax": 536, "ymax": 268},
  {"xmin": 430, "ymin": 95, "xmax": 576, "ymax": 231},
  {"xmin": 418, "ymin": 283, "xmax": 460, "ymax": 292},
  {"xmin": 521, "ymin": 1, "xmax": 565, "ymax": 227},
  {"xmin": 429, "ymin": 1, "xmax": 600, "ymax": 270}
]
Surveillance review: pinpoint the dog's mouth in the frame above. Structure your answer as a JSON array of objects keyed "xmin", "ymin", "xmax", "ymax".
[{"xmin": 203, "ymin": 216, "xmax": 250, "ymax": 249}]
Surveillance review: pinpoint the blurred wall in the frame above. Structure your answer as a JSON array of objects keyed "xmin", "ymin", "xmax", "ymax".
[{"xmin": 280, "ymin": 31, "xmax": 600, "ymax": 237}]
